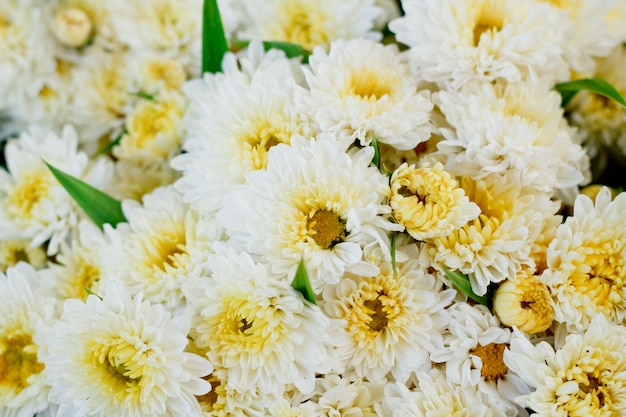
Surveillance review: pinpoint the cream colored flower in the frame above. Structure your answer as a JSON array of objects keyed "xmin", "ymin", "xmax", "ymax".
[
  {"xmin": 494, "ymin": 269, "xmax": 554, "ymax": 334},
  {"xmin": 389, "ymin": 162, "xmax": 480, "ymax": 241},
  {"xmin": 307, "ymin": 374, "xmax": 385, "ymax": 417},
  {"xmin": 0, "ymin": 263, "xmax": 56, "ymax": 416},
  {"xmin": 542, "ymin": 187, "xmax": 626, "ymax": 333},
  {"xmin": 321, "ymin": 253, "xmax": 455, "ymax": 382},
  {"xmin": 298, "ymin": 38, "xmax": 434, "ymax": 150},
  {"xmin": 390, "ymin": 0, "xmax": 570, "ymax": 88},
  {"xmin": 50, "ymin": 6, "xmax": 93, "ymax": 47},
  {"xmin": 40, "ymin": 282, "xmax": 212, "ymax": 417},
  {"xmin": 505, "ymin": 314, "xmax": 626, "ymax": 416},
  {"xmin": 186, "ymin": 243, "xmax": 341, "ymax": 396},
  {"xmin": 238, "ymin": 0, "xmax": 381, "ymax": 51}
]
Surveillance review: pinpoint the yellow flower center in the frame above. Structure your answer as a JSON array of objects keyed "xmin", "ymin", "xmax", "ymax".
[
  {"xmin": 64, "ymin": 257, "xmax": 100, "ymax": 300},
  {"xmin": 146, "ymin": 228, "xmax": 188, "ymax": 273},
  {"xmin": 240, "ymin": 115, "xmax": 292, "ymax": 171},
  {"xmin": 144, "ymin": 59, "xmax": 186, "ymax": 91},
  {"xmin": 346, "ymin": 68, "xmax": 395, "ymax": 102},
  {"xmin": 471, "ymin": 1, "xmax": 505, "ymax": 47},
  {"xmin": 6, "ymin": 172, "xmax": 53, "ymax": 221},
  {"xmin": 0, "ymin": 333, "xmax": 44, "ymax": 394},
  {"xmin": 471, "ymin": 342, "xmax": 508, "ymax": 381},
  {"xmin": 306, "ymin": 209, "xmax": 346, "ymax": 250},
  {"xmin": 274, "ymin": 1, "xmax": 328, "ymax": 50}
]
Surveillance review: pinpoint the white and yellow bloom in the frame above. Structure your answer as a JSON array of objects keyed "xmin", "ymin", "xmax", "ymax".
[
  {"xmin": 216, "ymin": 136, "xmax": 402, "ymax": 293},
  {"xmin": 542, "ymin": 187, "xmax": 626, "ymax": 333},
  {"xmin": 40, "ymin": 282, "xmax": 212, "ymax": 417},
  {"xmin": 186, "ymin": 243, "xmax": 340, "ymax": 396},
  {"xmin": 0, "ymin": 263, "xmax": 56, "ymax": 417},
  {"xmin": 298, "ymin": 38, "xmax": 434, "ymax": 150},
  {"xmin": 505, "ymin": 314, "xmax": 626, "ymax": 416}
]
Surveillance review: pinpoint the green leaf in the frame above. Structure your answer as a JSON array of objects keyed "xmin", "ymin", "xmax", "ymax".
[
  {"xmin": 371, "ymin": 136, "xmax": 381, "ymax": 169},
  {"xmin": 292, "ymin": 259, "xmax": 317, "ymax": 305},
  {"xmin": 230, "ymin": 39, "xmax": 310, "ymax": 63},
  {"xmin": 443, "ymin": 268, "xmax": 492, "ymax": 307},
  {"xmin": 44, "ymin": 161, "xmax": 127, "ymax": 229},
  {"xmin": 95, "ymin": 131, "xmax": 123, "ymax": 156},
  {"xmin": 555, "ymin": 77, "xmax": 626, "ymax": 108},
  {"xmin": 391, "ymin": 231, "xmax": 398, "ymax": 279},
  {"xmin": 202, "ymin": 0, "xmax": 228, "ymax": 74},
  {"xmin": 128, "ymin": 91, "xmax": 154, "ymax": 101}
]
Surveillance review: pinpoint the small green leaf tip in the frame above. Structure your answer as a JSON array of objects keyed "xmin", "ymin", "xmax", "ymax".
[
  {"xmin": 202, "ymin": 0, "xmax": 228, "ymax": 74},
  {"xmin": 44, "ymin": 161, "xmax": 127, "ymax": 229},
  {"xmin": 371, "ymin": 136, "xmax": 381, "ymax": 169},
  {"xmin": 555, "ymin": 77, "xmax": 626, "ymax": 108},
  {"xmin": 443, "ymin": 268, "xmax": 492, "ymax": 307},
  {"xmin": 292, "ymin": 259, "xmax": 317, "ymax": 305}
]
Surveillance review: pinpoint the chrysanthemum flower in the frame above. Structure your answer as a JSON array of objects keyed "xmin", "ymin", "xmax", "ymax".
[
  {"xmin": 186, "ymin": 244, "xmax": 340, "ymax": 396},
  {"xmin": 102, "ymin": 186, "xmax": 220, "ymax": 313},
  {"xmin": 494, "ymin": 269, "xmax": 554, "ymax": 334},
  {"xmin": 0, "ymin": 263, "xmax": 56, "ymax": 417},
  {"xmin": 389, "ymin": 0, "xmax": 570, "ymax": 88},
  {"xmin": 377, "ymin": 368, "xmax": 502, "ymax": 417},
  {"xmin": 172, "ymin": 44, "xmax": 306, "ymax": 212},
  {"xmin": 389, "ymin": 162, "xmax": 480, "ymax": 241},
  {"xmin": 431, "ymin": 303, "xmax": 529, "ymax": 416},
  {"xmin": 217, "ymin": 136, "xmax": 402, "ymax": 292},
  {"xmin": 542, "ymin": 187, "xmax": 626, "ymax": 333},
  {"xmin": 298, "ymin": 38, "xmax": 433, "ymax": 150},
  {"xmin": 505, "ymin": 314, "xmax": 626, "ymax": 416},
  {"xmin": 0, "ymin": 125, "xmax": 96, "ymax": 255},
  {"xmin": 435, "ymin": 80, "xmax": 589, "ymax": 195},
  {"xmin": 238, "ymin": 0, "xmax": 381, "ymax": 51},
  {"xmin": 107, "ymin": 159, "xmax": 178, "ymax": 202},
  {"xmin": 41, "ymin": 282, "xmax": 212, "ymax": 417},
  {"xmin": 539, "ymin": 0, "xmax": 618, "ymax": 73},
  {"xmin": 321, "ymin": 253, "xmax": 455, "ymax": 382},
  {"xmin": 428, "ymin": 174, "xmax": 558, "ymax": 296},
  {"xmin": 44, "ymin": 220, "xmax": 106, "ymax": 301}
]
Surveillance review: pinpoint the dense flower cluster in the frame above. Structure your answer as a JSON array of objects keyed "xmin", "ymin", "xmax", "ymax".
[{"xmin": 1, "ymin": 0, "xmax": 626, "ymax": 416}]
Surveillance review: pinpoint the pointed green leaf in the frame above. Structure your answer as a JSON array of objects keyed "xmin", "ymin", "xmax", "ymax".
[
  {"xmin": 230, "ymin": 39, "xmax": 310, "ymax": 63},
  {"xmin": 371, "ymin": 136, "xmax": 381, "ymax": 169},
  {"xmin": 202, "ymin": 0, "xmax": 228, "ymax": 74},
  {"xmin": 555, "ymin": 77, "xmax": 626, "ymax": 108},
  {"xmin": 443, "ymin": 268, "xmax": 492, "ymax": 307},
  {"xmin": 292, "ymin": 259, "xmax": 317, "ymax": 305},
  {"xmin": 44, "ymin": 161, "xmax": 126, "ymax": 229},
  {"xmin": 391, "ymin": 231, "xmax": 398, "ymax": 279}
]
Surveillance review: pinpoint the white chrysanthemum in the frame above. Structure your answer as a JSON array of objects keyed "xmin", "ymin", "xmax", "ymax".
[
  {"xmin": 40, "ymin": 281, "xmax": 212, "ymax": 417},
  {"xmin": 389, "ymin": 162, "xmax": 480, "ymax": 240},
  {"xmin": 376, "ymin": 368, "xmax": 500, "ymax": 417},
  {"xmin": 431, "ymin": 303, "xmax": 528, "ymax": 416},
  {"xmin": 0, "ymin": 239, "xmax": 47, "ymax": 273},
  {"xmin": 44, "ymin": 219, "xmax": 106, "ymax": 301},
  {"xmin": 541, "ymin": 188, "xmax": 626, "ymax": 333},
  {"xmin": 435, "ymin": 80, "xmax": 589, "ymax": 194},
  {"xmin": 65, "ymin": 48, "xmax": 130, "ymax": 146},
  {"xmin": 428, "ymin": 174, "xmax": 558, "ymax": 296},
  {"xmin": 306, "ymin": 374, "xmax": 385, "ymax": 417},
  {"xmin": 102, "ymin": 186, "xmax": 219, "ymax": 313},
  {"xmin": 539, "ymin": 0, "xmax": 618, "ymax": 73},
  {"xmin": 107, "ymin": 0, "xmax": 202, "ymax": 75},
  {"xmin": 107, "ymin": 158, "xmax": 179, "ymax": 202},
  {"xmin": 389, "ymin": 0, "xmax": 570, "ymax": 88},
  {"xmin": 186, "ymin": 243, "xmax": 340, "ymax": 396},
  {"xmin": 113, "ymin": 90, "xmax": 186, "ymax": 162},
  {"xmin": 505, "ymin": 314, "xmax": 626, "ymax": 416},
  {"xmin": 237, "ymin": 0, "xmax": 381, "ymax": 51},
  {"xmin": 0, "ymin": 263, "xmax": 56, "ymax": 417},
  {"xmin": 172, "ymin": 44, "xmax": 307, "ymax": 212},
  {"xmin": 321, "ymin": 251, "xmax": 455, "ymax": 382},
  {"xmin": 127, "ymin": 53, "xmax": 189, "ymax": 94},
  {"xmin": 298, "ymin": 38, "xmax": 433, "ymax": 150},
  {"xmin": 566, "ymin": 45, "xmax": 626, "ymax": 172},
  {"xmin": 217, "ymin": 136, "xmax": 402, "ymax": 292},
  {"xmin": 0, "ymin": 125, "xmax": 92, "ymax": 255}
]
